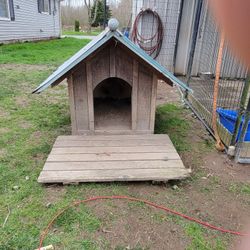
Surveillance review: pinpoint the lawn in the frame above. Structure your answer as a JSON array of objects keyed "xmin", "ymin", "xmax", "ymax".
[
  {"xmin": 0, "ymin": 38, "xmax": 249, "ymax": 249},
  {"xmin": 0, "ymin": 38, "xmax": 90, "ymax": 65}
]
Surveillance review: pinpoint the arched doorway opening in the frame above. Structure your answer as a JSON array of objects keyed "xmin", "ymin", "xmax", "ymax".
[{"xmin": 94, "ymin": 77, "xmax": 132, "ymax": 130}]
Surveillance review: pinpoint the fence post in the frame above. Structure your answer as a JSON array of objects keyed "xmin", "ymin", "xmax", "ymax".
[
  {"xmin": 235, "ymin": 95, "xmax": 250, "ymax": 162},
  {"xmin": 231, "ymin": 74, "xmax": 250, "ymax": 145},
  {"xmin": 185, "ymin": 0, "xmax": 203, "ymax": 99}
]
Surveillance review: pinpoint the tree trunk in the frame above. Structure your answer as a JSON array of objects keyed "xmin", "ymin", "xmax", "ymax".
[{"xmin": 84, "ymin": 0, "xmax": 98, "ymax": 33}]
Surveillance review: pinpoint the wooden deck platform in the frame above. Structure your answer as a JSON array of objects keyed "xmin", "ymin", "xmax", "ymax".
[{"xmin": 38, "ymin": 134, "xmax": 190, "ymax": 183}]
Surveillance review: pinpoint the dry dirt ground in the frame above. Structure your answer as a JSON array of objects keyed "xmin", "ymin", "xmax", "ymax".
[{"xmin": 42, "ymin": 81, "xmax": 250, "ymax": 250}]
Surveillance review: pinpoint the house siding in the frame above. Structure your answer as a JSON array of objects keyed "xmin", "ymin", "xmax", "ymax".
[{"xmin": 0, "ymin": 0, "xmax": 61, "ymax": 43}]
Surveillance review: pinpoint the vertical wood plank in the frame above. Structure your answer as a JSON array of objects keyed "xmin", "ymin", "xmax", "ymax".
[
  {"xmin": 73, "ymin": 65, "xmax": 89, "ymax": 132},
  {"xmin": 132, "ymin": 59, "xmax": 138, "ymax": 130},
  {"xmin": 137, "ymin": 64, "xmax": 153, "ymax": 130},
  {"xmin": 86, "ymin": 62, "xmax": 94, "ymax": 131},
  {"xmin": 91, "ymin": 49, "xmax": 110, "ymax": 90},
  {"xmin": 110, "ymin": 45, "xmax": 116, "ymax": 77},
  {"xmin": 67, "ymin": 74, "xmax": 77, "ymax": 134},
  {"xmin": 150, "ymin": 74, "xmax": 158, "ymax": 132},
  {"xmin": 115, "ymin": 45, "xmax": 133, "ymax": 85}
]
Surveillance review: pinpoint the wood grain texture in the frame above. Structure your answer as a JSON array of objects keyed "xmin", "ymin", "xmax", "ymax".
[
  {"xmin": 38, "ymin": 168, "xmax": 189, "ymax": 183},
  {"xmin": 109, "ymin": 45, "xmax": 116, "ymax": 77},
  {"xmin": 115, "ymin": 45, "xmax": 133, "ymax": 85},
  {"xmin": 72, "ymin": 65, "xmax": 89, "ymax": 131},
  {"xmin": 57, "ymin": 134, "xmax": 172, "ymax": 141},
  {"xmin": 51, "ymin": 146, "xmax": 173, "ymax": 154},
  {"xmin": 67, "ymin": 75, "xmax": 77, "ymax": 134},
  {"xmin": 86, "ymin": 62, "xmax": 94, "ymax": 130},
  {"xmin": 91, "ymin": 48, "xmax": 110, "ymax": 90},
  {"xmin": 47, "ymin": 152, "xmax": 180, "ymax": 162},
  {"xmin": 38, "ymin": 134, "xmax": 190, "ymax": 183},
  {"xmin": 54, "ymin": 140, "xmax": 172, "ymax": 147},
  {"xmin": 137, "ymin": 64, "xmax": 153, "ymax": 130},
  {"xmin": 43, "ymin": 160, "xmax": 184, "ymax": 171},
  {"xmin": 150, "ymin": 75, "xmax": 158, "ymax": 131},
  {"xmin": 132, "ymin": 59, "xmax": 138, "ymax": 130}
]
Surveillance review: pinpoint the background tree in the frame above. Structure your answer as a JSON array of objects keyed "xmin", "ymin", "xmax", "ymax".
[
  {"xmin": 84, "ymin": 0, "xmax": 98, "ymax": 32},
  {"xmin": 91, "ymin": 0, "xmax": 112, "ymax": 27},
  {"xmin": 61, "ymin": 0, "xmax": 132, "ymax": 31},
  {"xmin": 109, "ymin": 0, "xmax": 132, "ymax": 28}
]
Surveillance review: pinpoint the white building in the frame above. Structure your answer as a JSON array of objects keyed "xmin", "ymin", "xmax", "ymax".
[{"xmin": 0, "ymin": 0, "xmax": 62, "ymax": 43}]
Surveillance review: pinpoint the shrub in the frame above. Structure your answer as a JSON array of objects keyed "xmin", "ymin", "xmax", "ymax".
[{"xmin": 74, "ymin": 20, "xmax": 80, "ymax": 32}]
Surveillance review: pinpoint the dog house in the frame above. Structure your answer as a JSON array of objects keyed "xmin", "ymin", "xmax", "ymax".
[{"xmin": 34, "ymin": 19, "xmax": 191, "ymax": 184}]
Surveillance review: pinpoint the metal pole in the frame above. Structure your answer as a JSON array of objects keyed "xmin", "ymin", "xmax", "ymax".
[
  {"xmin": 231, "ymin": 74, "xmax": 250, "ymax": 145},
  {"xmin": 235, "ymin": 95, "xmax": 250, "ymax": 162},
  {"xmin": 185, "ymin": 0, "xmax": 203, "ymax": 98},
  {"xmin": 173, "ymin": 0, "xmax": 184, "ymax": 70}
]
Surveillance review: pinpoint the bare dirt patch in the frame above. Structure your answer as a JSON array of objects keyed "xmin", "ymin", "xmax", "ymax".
[
  {"xmin": 44, "ymin": 185, "xmax": 66, "ymax": 205},
  {"xmin": 157, "ymin": 80, "xmax": 182, "ymax": 105},
  {"xmin": 203, "ymin": 152, "xmax": 250, "ymax": 183},
  {"xmin": 0, "ymin": 107, "xmax": 10, "ymax": 117},
  {"xmin": 90, "ymin": 200, "xmax": 190, "ymax": 250},
  {"xmin": 15, "ymin": 96, "xmax": 30, "ymax": 108},
  {"xmin": 0, "ymin": 63, "xmax": 53, "ymax": 71},
  {"xmin": 19, "ymin": 120, "xmax": 32, "ymax": 129}
]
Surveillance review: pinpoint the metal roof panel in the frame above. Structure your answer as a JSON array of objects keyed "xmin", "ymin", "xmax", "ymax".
[{"xmin": 33, "ymin": 28, "xmax": 192, "ymax": 94}]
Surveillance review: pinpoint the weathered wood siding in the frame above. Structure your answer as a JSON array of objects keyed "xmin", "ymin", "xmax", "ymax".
[
  {"xmin": 0, "ymin": 0, "xmax": 60, "ymax": 43},
  {"xmin": 68, "ymin": 43, "xmax": 158, "ymax": 135},
  {"xmin": 137, "ymin": 64, "xmax": 153, "ymax": 130}
]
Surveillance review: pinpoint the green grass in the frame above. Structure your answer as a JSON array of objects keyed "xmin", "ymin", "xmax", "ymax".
[
  {"xmin": 185, "ymin": 223, "xmax": 226, "ymax": 250},
  {"xmin": 0, "ymin": 38, "xmax": 90, "ymax": 65},
  {"xmin": 155, "ymin": 104, "xmax": 190, "ymax": 152},
  {"xmin": 63, "ymin": 30, "xmax": 102, "ymax": 36},
  {"xmin": 0, "ymin": 38, "xmax": 240, "ymax": 250},
  {"xmin": 228, "ymin": 183, "xmax": 250, "ymax": 195}
]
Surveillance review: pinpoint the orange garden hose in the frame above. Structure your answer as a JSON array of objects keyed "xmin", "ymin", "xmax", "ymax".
[
  {"xmin": 212, "ymin": 31, "xmax": 225, "ymax": 151},
  {"xmin": 38, "ymin": 195, "xmax": 248, "ymax": 249}
]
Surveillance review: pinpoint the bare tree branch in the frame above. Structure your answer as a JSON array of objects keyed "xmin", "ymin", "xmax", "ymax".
[
  {"xmin": 91, "ymin": 0, "xmax": 98, "ymax": 25},
  {"xmin": 84, "ymin": 0, "xmax": 89, "ymax": 10}
]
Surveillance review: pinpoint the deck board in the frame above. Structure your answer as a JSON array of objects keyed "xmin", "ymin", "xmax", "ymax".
[{"xmin": 38, "ymin": 134, "xmax": 190, "ymax": 183}]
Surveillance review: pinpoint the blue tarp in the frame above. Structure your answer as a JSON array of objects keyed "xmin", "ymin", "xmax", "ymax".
[{"xmin": 217, "ymin": 108, "xmax": 250, "ymax": 142}]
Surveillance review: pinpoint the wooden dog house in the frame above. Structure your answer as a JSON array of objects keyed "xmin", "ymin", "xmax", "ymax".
[{"xmin": 34, "ymin": 19, "xmax": 191, "ymax": 183}]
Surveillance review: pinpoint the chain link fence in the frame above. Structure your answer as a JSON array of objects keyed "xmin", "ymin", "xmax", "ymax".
[
  {"xmin": 184, "ymin": 0, "xmax": 249, "ymax": 161},
  {"xmin": 132, "ymin": 0, "xmax": 249, "ymax": 162}
]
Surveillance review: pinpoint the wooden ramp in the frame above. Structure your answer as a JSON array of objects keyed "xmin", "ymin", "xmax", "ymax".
[{"xmin": 38, "ymin": 134, "xmax": 190, "ymax": 183}]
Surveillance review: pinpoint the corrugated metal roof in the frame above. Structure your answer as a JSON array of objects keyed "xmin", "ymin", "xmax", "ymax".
[{"xmin": 33, "ymin": 28, "xmax": 192, "ymax": 94}]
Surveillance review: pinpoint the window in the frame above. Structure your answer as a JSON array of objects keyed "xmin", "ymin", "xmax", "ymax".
[
  {"xmin": 42, "ymin": 0, "xmax": 49, "ymax": 13},
  {"xmin": 38, "ymin": 0, "xmax": 51, "ymax": 14},
  {"xmin": 0, "ymin": 0, "xmax": 10, "ymax": 19}
]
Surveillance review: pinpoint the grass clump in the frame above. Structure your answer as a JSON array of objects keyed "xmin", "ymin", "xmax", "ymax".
[
  {"xmin": 228, "ymin": 183, "xmax": 250, "ymax": 195},
  {"xmin": 155, "ymin": 103, "xmax": 190, "ymax": 152},
  {"xmin": 185, "ymin": 223, "xmax": 226, "ymax": 250}
]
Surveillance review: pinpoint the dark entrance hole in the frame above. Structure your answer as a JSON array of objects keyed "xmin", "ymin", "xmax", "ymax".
[{"xmin": 94, "ymin": 77, "xmax": 132, "ymax": 130}]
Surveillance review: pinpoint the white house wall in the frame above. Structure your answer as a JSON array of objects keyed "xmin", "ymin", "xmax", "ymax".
[{"xmin": 0, "ymin": 0, "xmax": 61, "ymax": 43}]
